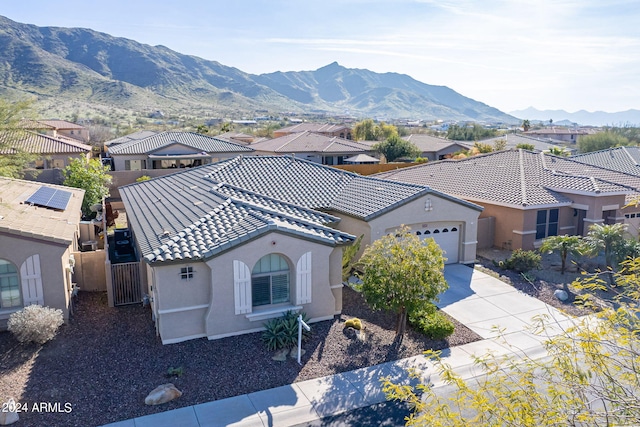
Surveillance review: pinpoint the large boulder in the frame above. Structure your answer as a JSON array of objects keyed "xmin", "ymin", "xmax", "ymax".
[
  {"xmin": 554, "ymin": 289, "xmax": 569, "ymax": 302},
  {"xmin": 144, "ymin": 383, "xmax": 182, "ymax": 405}
]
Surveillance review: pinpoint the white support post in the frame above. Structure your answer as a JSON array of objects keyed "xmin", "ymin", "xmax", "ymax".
[{"xmin": 297, "ymin": 314, "xmax": 311, "ymax": 365}]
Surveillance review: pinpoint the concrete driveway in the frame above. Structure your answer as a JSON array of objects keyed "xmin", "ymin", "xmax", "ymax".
[{"xmin": 438, "ymin": 264, "xmax": 575, "ymax": 353}]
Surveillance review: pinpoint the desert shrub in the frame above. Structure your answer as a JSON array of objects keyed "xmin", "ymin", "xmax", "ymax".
[
  {"xmin": 8, "ymin": 305, "xmax": 64, "ymax": 344},
  {"xmin": 136, "ymin": 175, "xmax": 151, "ymax": 182},
  {"xmin": 409, "ymin": 306, "xmax": 454, "ymax": 339},
  {"xmin": 261, "ymin": 311, "xmax": 311, "ymax": 351},
  {"xmin": 496, "ymin": 249, "xmax": 541, "ymax": 272},
  {"xmin": 344, "ymin": 318, "xmax": 363, "ymax": 330}
]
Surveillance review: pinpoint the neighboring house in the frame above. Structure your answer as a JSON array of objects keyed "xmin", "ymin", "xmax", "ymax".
[
  {"xmin": 106, "ymin": 131, "xmax": 254, "ymax": 171},
  {"xmin": 477, "ymin": 133, "xmax": 577, "ymax": 154},
  {"xmin": 0, "ymin": 130, "xmax": 92, "ymax": 169},
  {"xmin": 35, "ymin": 119, "xmax": 90, "ymax": 143},
  {"xmin": 376, "ymin": 149, "xmax": 640, "ymax": 251},
  {"xmin": 120, "ymin": 155, "xmax": 482, "ymax": 344},
  {"xmin": 104, "ymin": 130, "xmax": 158, "ymax": 150},
  {"xmin": 571, "ymin": 146, "xmax": 640, "ymax": 234},
  {"xmin": 273, "ymin": 123, "xmax": 352, "ymax": 140},
  {"xmin": 249, "ymin": 131, "xmax": 375, "ymax": 165},
  {"xmin": 403, "ymin": 134, "xmax": 468, "ymax": 160},
  {"xmin": 524, "ymin": 127, "xmax": 589, "ymax": 144},
  {"xmin": 216, "ymin": 132, "xmax": 259, "ymax": 145},
  {"xmin": 0, "ymin": 178, "xmax": 84, "ymax": 327}
]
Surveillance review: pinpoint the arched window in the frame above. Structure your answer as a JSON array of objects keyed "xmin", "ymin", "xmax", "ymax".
[
  {"xmin": 252, "ymin": 254, "xmax": 290, "ymax": 307},
  {"xmin": 0, "ymin": 259, "xmax": 21, "ymax": 308}
]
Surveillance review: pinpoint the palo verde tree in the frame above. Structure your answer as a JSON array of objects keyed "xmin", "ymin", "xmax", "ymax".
[
  {"xmin": 63, "ymin": 157, "xmax": 112, "ymax": 218},
  {"xmin": 356, "ymin": 226, "xmax": 448, "ymax": 336},
  {"xmin": 353, "ymin": 119, "xmax": 398, "ymax": 141},
  {"xmin": 382, "ymin": 258, "xmax": 640, "ymax": 426},
  {"xmin": 372, "ymin": 134, "xmax": 421, "ymax": 162}
]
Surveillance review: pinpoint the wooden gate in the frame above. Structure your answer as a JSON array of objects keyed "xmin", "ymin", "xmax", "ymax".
[{"xmin": 111, "ymin": 262, "xmax": 141, "ymax": 306}]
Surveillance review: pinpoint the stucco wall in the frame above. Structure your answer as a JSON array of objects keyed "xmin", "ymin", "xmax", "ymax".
[
  {"xmin": 0, "ymin": 234, "xmax": 72, "ymax": 323},
  {"xmin": 150, "ymin": 232, "xmax": 342, "ymax": 344},
  {"xmin": 367, "ymin": 194, "xmax": 481, "ymax": 264}
]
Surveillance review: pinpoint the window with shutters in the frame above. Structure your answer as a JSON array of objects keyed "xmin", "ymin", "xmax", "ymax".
[
  {"xmin": 0, "ymin": 259, "xmax": 21, "ymax": 308},
  {"xmin": 251, "ymin": 254, "xmax": 290, "ymax": 307}
]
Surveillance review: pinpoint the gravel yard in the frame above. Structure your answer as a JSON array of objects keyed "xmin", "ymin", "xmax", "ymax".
[
  {"xmin": 0, "ymin": 286, "xmax": 481, "ymax": 427},
  {"xmin": 0, "ymin": 251, "xmax": 602, "ymax": 427}
]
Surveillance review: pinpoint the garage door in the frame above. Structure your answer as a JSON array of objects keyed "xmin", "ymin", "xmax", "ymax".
[{"xmin": 415, "ymin": 223, "xmax": 460, "ymax": 264}]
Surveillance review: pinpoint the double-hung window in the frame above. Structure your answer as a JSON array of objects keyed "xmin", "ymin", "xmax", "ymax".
[
  {"xmin": 252, "ymin": 254, "xmax": 289, "ymax": 307},
  {"xmin": 536, "ymin": 208, "xmax": 559, "ymax": 240}
]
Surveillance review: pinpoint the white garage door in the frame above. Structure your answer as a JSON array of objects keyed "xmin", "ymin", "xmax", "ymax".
[{"xmin": 415, "ymin": 223, "xmax": 460, "ymax": 264}]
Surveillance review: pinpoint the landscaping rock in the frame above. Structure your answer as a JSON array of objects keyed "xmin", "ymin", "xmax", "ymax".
[
  {"xmin": 144, "ymin": 383, "xmax": 182, "ymax": 405},
  {"xmin": 272, "ymin": 348, "xmax": 288, "ymax": 362},
  {"xmin": 554, "ymin": 289, "xmax": 569, "ymax": 302}
]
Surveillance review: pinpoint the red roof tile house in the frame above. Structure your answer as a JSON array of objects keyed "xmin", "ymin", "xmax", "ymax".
[{"xmin": 376, "ymin": 149, "xmax": 640, "ymax": 250}]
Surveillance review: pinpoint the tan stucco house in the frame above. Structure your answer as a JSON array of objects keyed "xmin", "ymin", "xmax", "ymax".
[
  {"xmin": 376, "ymin": 149, "xmax": 640, "ymax": 250},
  {"xmin": 106, "ymin": 131, "xmax": 253, "ymax": 171},
  {"xmin": 0, "ymin": 178, "xmax": 84, "ymax": 328},
  {"xmin": 120, "ymin": 155, "xmax": 482, "ymax": 344},
  {"xmin": 0, "ymin": 130, "xmax": 92, "ymax": 169},
  {"xmin": 248, "ymin": 131, "xmax": 375, "ymax": 165}
]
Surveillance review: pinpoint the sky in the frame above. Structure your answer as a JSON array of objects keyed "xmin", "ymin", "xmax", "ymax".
[{"xmin": 2, "ymin": 0, "xmax": 639, "ymax": 114}]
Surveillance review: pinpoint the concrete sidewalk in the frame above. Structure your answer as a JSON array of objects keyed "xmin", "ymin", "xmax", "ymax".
[{"xmin": 103, "ymin": 264, "xmax": 575, "ymax": 427}]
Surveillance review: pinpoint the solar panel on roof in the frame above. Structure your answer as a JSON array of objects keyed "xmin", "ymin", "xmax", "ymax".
[{"xmin": 25, "ymin": 186, "xmax": 72, "ymax": 211}]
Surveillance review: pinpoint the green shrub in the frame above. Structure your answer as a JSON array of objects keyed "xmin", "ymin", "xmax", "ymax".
[
  {"xmin": 261, "ymin": 311, "xmax": 311, "ymax": 351},
  {"xmin": 136, "ymin": 175, "xmax": 151, "ymax": 182},
  {"xmin": 496, "ymin": 249, "xmax": 541, "ymax": 272},
  {"xmin": 409, "ymin": 307, "xmax": 454, "ymax": 339},
  {"xmin": 8, "ymin": 305, "xmax": 64, "ymax": 344}
]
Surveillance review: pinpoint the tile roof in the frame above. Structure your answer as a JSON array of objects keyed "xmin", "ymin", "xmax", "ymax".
[
  {"xmin": 0, "ymin": 130, "xmax": 92, "ymax": 154},
  {"xmin": 375, "ymin": 149, "xmax": 639, "ymax": 208},
  {"xmin": 249, "ymin": 131, "xmax": 371, "ymax": 154},
  {"xmin": 121, "ymin": 155, "xmax": 481, "ymax": 263},
  {"xmin": 0, "ymin": 178, "xmax": 84, "ymax": 245},
  {"xmin": 571, "ymin": 146, "xmax": 640, "ymax": 176},
  {"xmin": 107, "ymin": 132, "xmax": 254, "ymax": 155},
  {"xmin": 525, "ymin": 127, "xmax": 589, "ymax": 136},
  {"xmin": 478, "ymin": 133, "xmax": 577, "ymax": 153},
  {"xmin": 120, "ymin": 169, "xmax": 355, "ymax": 263},
  {"xmin": 404, "ymin": 134, "xmax": 463, "ymax": 152},
  {"xmin": 276, "ymin": 123, "xmax": 350, "ymax": 134},
  {"xmin": 105, "ymin": 130, "xmax": 158, "ymax": 147},
  {"xmin": 37, "ymin": 120, "xmax": 85, "ymax": 130}
]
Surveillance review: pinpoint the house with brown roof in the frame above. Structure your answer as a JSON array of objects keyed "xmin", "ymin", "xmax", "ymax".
[
  {"xmin": 0, "ymin": 178, "xmax": 84, "ymax": 327},
  {"xmin": 0, "ymin": 130, "xmax": 92, "ymax": 169},
  {"xmin": 524, "ymin": 127, "xmax": 589, "ymax": 144},
  {"xmin": 403, "ymin": 134, "xmax": 468, "ymax": 160},
  {"xmin": 273, "ymin": 123, "xmax": 352, "ymax": 139},
  {"xmin": 249, "ymin": 131, "xmax": 374, "ymax": 165},
  {"xmin": 35, "ymin": 119, "xmax": 90, "ymax": 143},
  {"xmin": 120, "ymin": 155, "xmax": 482, "ymax": 343},
  {"xmin": 376, "ymin": 149, "xmax": 640, "ymax": 250}
]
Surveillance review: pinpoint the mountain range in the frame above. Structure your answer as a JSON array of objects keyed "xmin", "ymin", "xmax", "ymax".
[
  {"xmin": 0, "ymin": 15, "xmax": 518, "ymax": 123},
  {"xmin": 509, "ymin": 107, "xmax": 640, "ymax": 127}
]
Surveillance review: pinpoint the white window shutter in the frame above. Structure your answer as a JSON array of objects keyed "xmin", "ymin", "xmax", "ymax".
[
  {"xmin": 20, "ymin": 255, "xmax": 44, "ymax": 306},
  {"xmin": 233, "ymin": 260, "xmax": 252, "ymax": 314},
  {"xmin": 296, "ymin": 252, "xmax": 312, "ymax": 305}
]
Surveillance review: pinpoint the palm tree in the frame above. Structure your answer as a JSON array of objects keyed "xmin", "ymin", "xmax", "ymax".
[
  {"xmin": 583, "ymin": 223, "xmax": 628, "ymax": 284},
  {"xmin": 539, "ymin": 235, "xmax": 582, "ymax": 274},
  {"xmin": 522, "ymin": 119, "xmax": 531, "ymax": 132}
]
